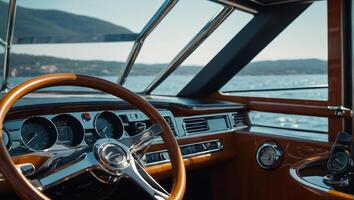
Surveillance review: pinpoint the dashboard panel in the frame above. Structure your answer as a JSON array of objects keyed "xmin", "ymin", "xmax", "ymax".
[
  {"xmin": 3, "ymin": 99, "xmax": 249, "ymax": 167},
  {"xmin": 4, "ymin": 110, "xmax": 176, "ymax": 156}
]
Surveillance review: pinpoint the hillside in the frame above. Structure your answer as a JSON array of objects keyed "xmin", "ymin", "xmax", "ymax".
[
  {"xmin": 0, "ymin": 54, "xmax": 327, "ymax": 77},
  {"xmin": 0, "ymin": 1, "xmax": 133, "ymax": 40}
]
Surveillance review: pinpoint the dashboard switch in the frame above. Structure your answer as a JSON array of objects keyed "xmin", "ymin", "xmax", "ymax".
[{"xmin": 82, "ymin": 112, "xmax": 91, "ymax": 121}]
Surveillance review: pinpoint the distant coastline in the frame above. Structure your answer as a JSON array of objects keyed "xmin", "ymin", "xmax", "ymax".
[{"xmin": 1, "ymin": 53, "xmax": 327, "ymax": 77}]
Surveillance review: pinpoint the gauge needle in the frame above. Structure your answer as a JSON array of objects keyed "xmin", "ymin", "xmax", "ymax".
[
  {"xmin": 25, "ymin": 133, "xmax": 38, "ymax": 145},
  {"xmin": 99, "ymin": 124, "xmax": 112, "ymax": 137}
]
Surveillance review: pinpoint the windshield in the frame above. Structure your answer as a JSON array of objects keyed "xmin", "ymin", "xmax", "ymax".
[{"xmin": 0, "ymin": 0, "xmax": 253, "ymax": 94}]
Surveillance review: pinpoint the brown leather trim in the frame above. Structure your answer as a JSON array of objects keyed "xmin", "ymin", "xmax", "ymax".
[{"xmin": 0, "ymin": 74, "xmax": 186, "ymax": 200}]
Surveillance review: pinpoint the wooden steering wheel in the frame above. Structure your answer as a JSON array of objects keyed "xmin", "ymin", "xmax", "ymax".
[{"xmin": 0, "ymin": 74, "xmax": 186, "ymax": 200}]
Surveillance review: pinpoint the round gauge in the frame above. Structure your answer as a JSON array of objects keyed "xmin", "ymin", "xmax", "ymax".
[
  {"xmin": 256, "ymin": 142, "xmax": 283, "ymax": 170},
  {"xmin": 52, "ymin": 114, "xmax": 85, "ymax": 147},
  {"xmin": 327, "ymin": 151, "xmax": 352, "ymax": 174},
  {"xmin": 21, "ymin": 117, "xmax": 57, "ymax": 151},
  {"xmin": 94, "ymin": 111, "xmax": 123, "ymax": 139},
  {"xmin": 2, "ymin": 129, "xmax": 11, "ymax": 149}
]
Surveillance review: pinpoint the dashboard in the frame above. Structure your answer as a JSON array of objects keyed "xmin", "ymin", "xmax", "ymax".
[
  {"xmin": 3, "ymin": 110, "xmax": 176, "ymax": 156},
  {"xmin": 1, "ymin": 96, "xmax": 249, "ymax": 167}
]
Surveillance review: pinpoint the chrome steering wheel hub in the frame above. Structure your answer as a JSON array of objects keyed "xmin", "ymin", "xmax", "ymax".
[{"xmin": 94, "ymin": 138, "xmax": 131, "ymax": 173}]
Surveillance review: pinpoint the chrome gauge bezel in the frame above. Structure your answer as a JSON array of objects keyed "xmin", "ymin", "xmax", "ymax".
[
  {"xmin": 256, "ymin": 142, "xmax": 283, "ymax": 170},
  {"xmin": 2, "ymin": 128, "xmax": 12, "ymax": 150},
  {"xmin": 20, "ymin": 116, "xmax": 58, "ymax": 152},
  {"xmin": 94, "ymin": 111, "xmax": 124, "ymax": 139},
  {"xmin": 327, "ymin": 151, "xmax": 352, "ymax": 175},
  {"xmin": 51, "ymin": 114, "xmax": 85, "ymax": 147}
]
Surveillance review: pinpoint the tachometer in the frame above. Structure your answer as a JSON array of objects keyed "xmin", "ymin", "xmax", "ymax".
[
  {"xmin": 94, "ymin": 111, "xmax": 123, "ymax": 139},
  {"xmin": 21, "ymin": 117, "xmax": 57, "ymax": 151},
  {"xmin": 52, "ymin": 114, "xmax": 85, "ymax": 147}
]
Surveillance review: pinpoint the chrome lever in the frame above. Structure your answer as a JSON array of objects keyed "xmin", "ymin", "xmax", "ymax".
[
  {"xmin": 0, "ymin": 163, "xmax": 36, "ymax": 182},
  {"xmin": 327, "ymin": 106, "xmax": 351, "ymax": 116}
]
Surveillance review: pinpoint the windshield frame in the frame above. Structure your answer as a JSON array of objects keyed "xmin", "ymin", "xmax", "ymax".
[{"xmin": 0, "ymin": 0, "xmax": 257, "ymax": 94}]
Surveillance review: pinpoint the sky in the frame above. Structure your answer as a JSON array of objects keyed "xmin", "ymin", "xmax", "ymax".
[{"xmin": 3, "ymin": 0, "xmax": 327, "ymax": 65}]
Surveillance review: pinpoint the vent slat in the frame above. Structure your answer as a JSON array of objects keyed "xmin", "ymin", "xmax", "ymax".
[
  {"xmin": 164, "ymin": 117, "xmax": 177, "ymax": 136},
  {"xmin": 232, "ymin": 113, "xmax": 248, "ymax": 127},
  {"xmin": 183, "ymin": 117, "xmax": 209, "ymax": 134}
]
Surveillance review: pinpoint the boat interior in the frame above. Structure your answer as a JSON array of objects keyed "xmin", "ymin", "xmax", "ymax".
[{"xmin": 0, "ymin": 0, "xmax": 353, "ymax": 199}]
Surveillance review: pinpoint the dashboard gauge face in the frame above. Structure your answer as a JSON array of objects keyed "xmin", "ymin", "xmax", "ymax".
[
  {"xmin": 327, "ymin": 152, "xmax": 351, "ymax": 174},
  {"xmin": 52, "ymin": 114, "xmax": 84, "ymax": 147},
  {"xmin": 21, "ymin": 117, "xmax": 57, "ymax": 151},
  {"xmin": 2, "ymin": 129, "xmax": 11, "ymax": 149},
  {"xmin": 95, "ymin": 111, "xmax": 123, "ymax": 139},
  {"xmin": 256, "ymin": 142, "xmax": 283, "ymax": 170},
  {"xmin": 259, "ymin": 146, "xmax": 277, "ymax": 166}
]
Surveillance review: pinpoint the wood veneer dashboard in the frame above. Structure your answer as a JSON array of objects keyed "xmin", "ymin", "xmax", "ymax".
[{"xmin": 1, "ymin": 94, "xmax": 247, "ymax": 182}]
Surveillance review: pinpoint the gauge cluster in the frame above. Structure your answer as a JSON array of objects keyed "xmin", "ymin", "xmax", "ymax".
[{"xmin": 3, "ymin": 110, "xmax": 177, "ymax": 156}]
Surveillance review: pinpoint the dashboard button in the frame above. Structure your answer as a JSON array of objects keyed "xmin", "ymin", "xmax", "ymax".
[{"xmin": 82, "ymin": 112, "xmax": 91, "ymax": 121}]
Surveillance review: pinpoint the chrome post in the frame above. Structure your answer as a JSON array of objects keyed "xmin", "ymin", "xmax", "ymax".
[
  {"xmin": 143, "ymin": 6, "xmax": 234, "ymax": 94},
  {"xmin": 117, "ymin": 0, "xmax": 177, "ymax": 85},
  {"xmin": 1, "ymin": 0, "xmax": 17, "ymax": 92}
]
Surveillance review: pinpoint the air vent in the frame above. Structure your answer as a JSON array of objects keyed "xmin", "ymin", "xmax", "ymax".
[
  {"xmin": 183, "ymin": 117, "xmax": 209, "ymax": 134},
  {"xmin": 164, "ymin": 117, "xmax": 177, "ymax": 136},
  {"xmin": 232, "ymin": 112, "xmax": 249, "ymax": 127}
]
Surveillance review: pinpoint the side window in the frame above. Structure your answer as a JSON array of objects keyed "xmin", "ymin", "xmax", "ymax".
[
  {"xmin": 0, "ymin": 1, "xmax": 8, "ymax": 81},
  {"xmin": 221, "ymin": 1, "xmax": 328, "ymax": 101},
  {"xmin": 0, "ymin": 0, "xmax": 8, "ymax": 41},
  {"xmin": 221, "ymin": 1, "xmax": 329, "ymax": 140}
]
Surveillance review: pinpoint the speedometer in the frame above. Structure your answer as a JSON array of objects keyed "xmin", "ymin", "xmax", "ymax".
[
  {"xmin": 21, "ymin": 117, "xmax": 57, "ymax": 151},
  {"xmin": 94, "ymin": 111, "xmax": 123, "ymax": 139}
]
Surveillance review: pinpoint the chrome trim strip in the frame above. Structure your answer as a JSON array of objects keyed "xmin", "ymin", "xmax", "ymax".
[
  {"xmin": 210, "ymin": 0, "xmax": 258, "ymax": 14},
  {"xmin": 117, "ymin": 0, "xmax": 178, "ymax": 85},
  {"xmin": 143, "ymin": 6, "xmax": 234, "ymax": 94},
  {"xmin": 1, "ymin": 0, "xmax": 17, "ymax": 92},
  {"xmin": 289, "ymin": 168, "xmax": 330, "ymax": 193},
  {"xmin": 145, "ymin": 139, "xmax": 223, "ymax": 166}
]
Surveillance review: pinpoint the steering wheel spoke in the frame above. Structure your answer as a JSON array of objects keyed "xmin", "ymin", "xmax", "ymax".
[
  {"xmin": 119, "ymin": 123, "xmax": 163, "ymax": 154},
  {"xmin": 32, "ymin": 152, "xmax": 99, "ymax": 191},
  {"xmin": 121, "ymin": 159, "xmax": 169, "ymax": 200}
]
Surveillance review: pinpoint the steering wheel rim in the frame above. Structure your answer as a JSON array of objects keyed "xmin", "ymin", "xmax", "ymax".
[{"xmin": 0, "ymin": 73, "xmax": 186, "ymax": 200}]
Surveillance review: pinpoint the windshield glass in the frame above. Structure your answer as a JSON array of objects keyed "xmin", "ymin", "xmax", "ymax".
[
  {"xmin": 1, "ymin": 0, "xmax": 163, "ymax": 90},
  {"xmin": 0, "ymin": 0, "xmax": 253, "ymax": 93}
]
